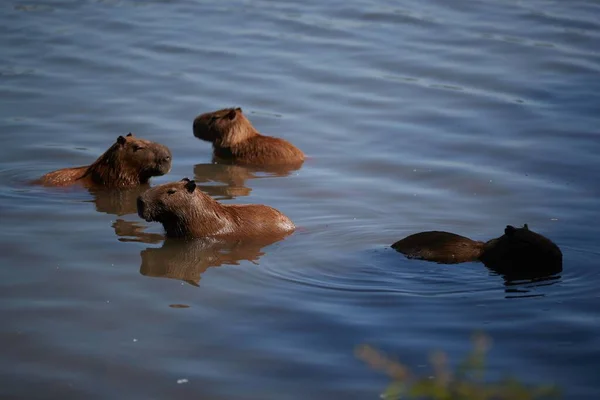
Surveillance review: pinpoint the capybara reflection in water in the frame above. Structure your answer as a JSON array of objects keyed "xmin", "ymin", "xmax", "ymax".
[
  {"xmin": 137, "ymin": 178, "xmax": 295, "ymax": 239},
  {"xmin": 192, "ymin": 107, "xmax": 304, "ymax": 165},
  {"xmin": 36, "ymin": 133, "xmax": 172, "ymax": 188},
  {"xmin": 193, "ymin": 161, "xmax": 303, "ymax": 200},
  {"xmin": 88, "ymin": 185, "xmax": 152, "ymax": 217},
  {"xmin": 392, "ymin": 224, "xmax": 562, "ymax": 278},
  {"xmin": 140, "ymin": 236, "xmax": 287, "ymax": 286}
]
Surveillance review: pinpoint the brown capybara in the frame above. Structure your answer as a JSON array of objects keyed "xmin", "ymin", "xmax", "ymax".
[
  {"xmin": 392, "ymin": 224, "xmax": 562, "ymax": 278},
  {"xmin": 137, "ymin": 178, "xmax": 295, "ymax": 239},
  {"xmin": 36, "ymin": 133, "xmax": 172, "ymax": 188},
  {"xmin": 392, "ymin": 231, "xmax": 485, "ymax": 264},
  {"xmin": 192, "ymin": 107, "xmax": 304, "ymax": 165}
]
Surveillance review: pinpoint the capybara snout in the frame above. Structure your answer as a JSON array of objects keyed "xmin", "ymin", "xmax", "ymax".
[
  {"xmin": 137, "ymin": 178, "xmax": 196, "ymax": 224},
  {"xmin": 123, "ymin": 134, "xmax": 172, "ymax": 179},
  {"xmin": 136, "ymin": 196, "xmax": 146, "ymax": 221}
]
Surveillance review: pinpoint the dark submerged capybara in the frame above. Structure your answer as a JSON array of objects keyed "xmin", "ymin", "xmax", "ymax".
[
  {"xmin": 478, "ymin": 224, "xmax": 563, "ymax": 277},
  {"xmin": 392, "ymin": 224, "xmax": 562, "ymax": 278},
  {"xmin": 137, "ymin": 178, "xmax": 295, "ymax": 239},
  {"xmin": 192, "ymin": 107, "xmax": 304, "ymax": 165},
  {"xmin": 391, "ymin": 231, "xmax": 485, "ymax": 264},
  {"xmin": 36, "ymin": 133, "xmax": 172, "ymax": 188}
]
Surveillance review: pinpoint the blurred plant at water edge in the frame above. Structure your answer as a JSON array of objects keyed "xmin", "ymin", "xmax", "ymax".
[{"xmin": 355, "ymin": 332, "xmax": 561, "ymax": 400}]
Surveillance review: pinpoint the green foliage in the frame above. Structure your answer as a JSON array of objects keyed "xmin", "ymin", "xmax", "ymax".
[{"xmin": 355, "ymin": 332, "xmax": 561, "ymax": 400}]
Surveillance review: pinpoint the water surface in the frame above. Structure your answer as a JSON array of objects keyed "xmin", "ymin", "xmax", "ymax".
[{"xmin": 1, "ymin": 0, "xmax": 600, "ymax": 399}]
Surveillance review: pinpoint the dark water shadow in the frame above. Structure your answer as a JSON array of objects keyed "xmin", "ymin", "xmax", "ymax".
[
  {"xmin": 498, "ymin": 271, "xmax": 562, "ymax": 299},
  {"xmin": 193, "ymin": 159, "xmax": 303, "ymax": 200},
  {"xmin": 482, "ymin": 260, "xmax": 563, "ymax": 298},
  {"xmin": 138, "ymin": 236, "xmax": 288, "ymax": 286}
]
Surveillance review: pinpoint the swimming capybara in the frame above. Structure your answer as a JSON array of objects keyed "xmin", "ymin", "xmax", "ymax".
[
  {"xmin": 137, "ymin": 178, "xmax": 295, "ymax": 239},
  {"xmin": 36, "ymin": 133, "xmax": 172, "ymax": 188},
  {"xmin": 392, "ymin": 224, "xmax": 562, "ymax": 278},
  {"xmin": 192, "ymin": 107, "xmax": 304, "ymax": 165}
]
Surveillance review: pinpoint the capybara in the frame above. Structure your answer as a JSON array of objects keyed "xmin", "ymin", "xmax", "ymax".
[
  {"xmin": 192, "ymin": 107, "xmax": 304, "ymax": 165},
  {"xmin": 392, "ymin": 224, "xmax": 562, "ymax": 278},
  {"xmin": 36, "ymin": 133, "xmax": 172, "ymax": 188},
  {"xmin": 137, "ymin": 178, "xmax": 295, "ymax": 239}
]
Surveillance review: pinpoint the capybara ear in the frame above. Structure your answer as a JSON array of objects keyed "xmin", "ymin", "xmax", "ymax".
[
  {"xmin": 181, "ymin": 177, "xmax": 191, "ymax": 183},
  {"xmin": 226, "ymin": 108, "xmax": 237, "ymax": 120},
  {"xmin": 184, "ymin": 179, "xmax": 196, "ymax": 193},
  {"xmin": 235, "ymin": 107, "xmax": 242, "ymax": 113},
  {"xmin": 505, "ymin": 225, "xmax": 517, "ymax": 236},
  {"xmin": 523, "ymin": 223, "xmax": 529, "ymax": 230},
  {"xmin": 117, "ymin": 135, "xmax": 127, "ymax": 145},
  {"xmin": 126, "ymin": 132, "xmax": 133, "ymax": 137}
]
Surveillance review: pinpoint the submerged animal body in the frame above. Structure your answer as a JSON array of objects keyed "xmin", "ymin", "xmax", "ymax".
[
  {"xmin": 137, "ymin": 178, "xmax": 295, "ymax": 239},
  {"xmin": 192, "ymin": 107, "xmax": 304, "ymax": 165},
  {"xmin": 392, "ymin": 224, "xmax": 562, "ymax": 278},
  {"xmin": 36, "ymin": 133, "xmax": 172, "ymax": 188},
  {"xmin": 392, "ymin": 231, "xmax": 485, "ymax": 264}
]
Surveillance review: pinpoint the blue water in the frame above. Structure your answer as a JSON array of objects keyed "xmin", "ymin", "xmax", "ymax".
[{"xmin": 1, "ymin": 0, "xmax": 600, "ymax": 398}]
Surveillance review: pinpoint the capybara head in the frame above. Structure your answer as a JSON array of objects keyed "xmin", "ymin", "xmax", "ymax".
[
  {"xmin": 481, "ymin": 224, "xmax": 563, "ymax": 277},
  {"xmin": 114, "ymin": 133, "xmax": 172, "ymax": 180},
  {"xmin": 193, "ymin": 107, "xmax": 255, "ymax": 146},
  {"xmin": 137, "ymin": 178, "xmax": 211, "ymax": 234},
  {"xmin": 87, "ymin": 133, "xmax": 172, "ymax": 185}
]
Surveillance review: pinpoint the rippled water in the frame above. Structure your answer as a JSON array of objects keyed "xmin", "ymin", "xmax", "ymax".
[{"xmin": 1, "ymin": 0, "xmax": 600, "ymax": 398}]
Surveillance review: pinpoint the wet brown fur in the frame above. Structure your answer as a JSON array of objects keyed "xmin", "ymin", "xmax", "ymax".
[
  {"xmin": 392, "ymin": 224, "xmax": 562, "ymax": 277},
  {"xmin": 36, "ymin": 133, "xmax": 172, "ymax": 188},
  {"xmin": 391, "ymin": 231, "xmax": 485, "ymax": 264},
  {"xmin": 193, "ymin": 107, "xmax": 304, "ymax": 165},
  {"xmin": 137, "ymin": 178, "xmax": 295, "ymax": 239}
]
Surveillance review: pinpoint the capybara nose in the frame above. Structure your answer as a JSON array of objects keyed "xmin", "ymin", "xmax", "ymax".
[
  {"xmin": 136, "ymin": 197, "xmax": 145, "ymax": 218},
  {"xmin": 161, "ymin": 155, "xmax": 171, "ymax": 163}
]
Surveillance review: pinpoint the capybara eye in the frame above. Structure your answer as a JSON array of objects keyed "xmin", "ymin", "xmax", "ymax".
[
  {"xmin": 132, "ymin": 145, "xmax": 145, "ymax": 152},
  {"xmin": 167, "ymin": 189, "xmax": 176, "ymax": 195}
]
